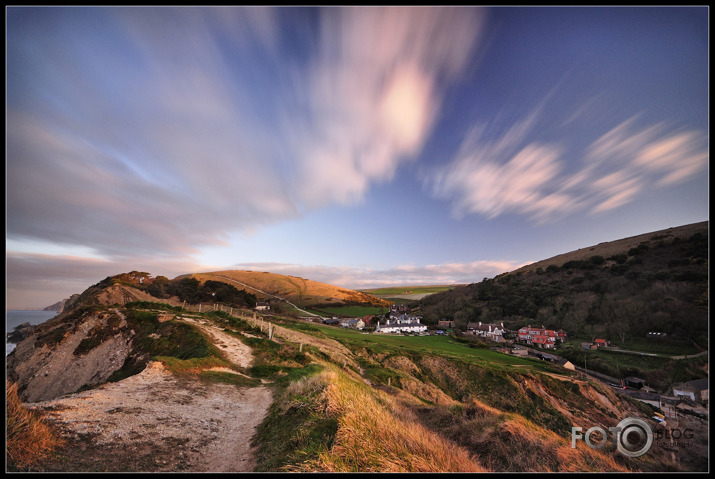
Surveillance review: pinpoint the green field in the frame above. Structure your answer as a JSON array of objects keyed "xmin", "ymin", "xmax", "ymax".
[
  {"xmin": 358, "ymin": 285, "xmax": 460, "ymax": 295},
  {"xmin": 308, "ymin": 305, "xmax": 389, "ymax": 317},
  {"xmin": 287, "ymin": 322, "xmax": 559, "ymax": 373}
]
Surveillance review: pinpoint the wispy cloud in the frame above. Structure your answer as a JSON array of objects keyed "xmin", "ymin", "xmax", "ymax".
[
  {"xmin": 426, "ymin": 106, "xmax": 708, "ymax": 223},
  {"xmin": 293, "ymin": 7, "xmax": 486, "ymax": 208},
  {"xmin": 6, "ymin": 6, "xmax": 486, "ymax": 260}
]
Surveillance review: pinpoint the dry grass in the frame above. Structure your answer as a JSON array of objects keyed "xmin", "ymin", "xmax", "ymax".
[
  {"xmin": 6, "ymin": 381, "xmax": 64, "ymax": 470},
  {"xmin": 294, "ymin": 366, "xmax": 486, "ymax": 472},
  {"xmin": 440, "ymin": 397, "xmax": 631, "ymax": 472},
  {"xmin": 188, "ymin": 270, "xmax": 390, "ymax": 307},
  {"xmin": 513, "ymin": 221, "xmax": 707, "ymax": 274}
]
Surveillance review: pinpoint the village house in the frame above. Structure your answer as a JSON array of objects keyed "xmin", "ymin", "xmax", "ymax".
[
  {"xmin": 624, "ymin": 377, "xmax": 646, "ymax": 389},
  {"xmin": 322, "ymin": 317, "xmax": 341, "ymax": 326},
  {"xmin": 673, "ymin": 378, "xmax": 709, "ymax": 405},
  {"xmin": 437, "ymin": 319, "xmax": 455, "ymax": 329},
  {"xmin": 466, "ymin": 322, "xmax": 506, "ymax": 342},
  {"xmin": 532, "ymin": 335, "xmax": 556, "ymax": 349},
  {"xmin": 375, "ymin": 316, "xmax": 427, "ymax": 334},
  {"xmin": 556, "ymin": 357, "xmax": 575, "ymax": 370},
  {"xmin": 255, "ymin": 302, "xmax": 270, "ymax": 311},
  {"xmin": 517, "ymin": 325, "xmax": 566, "ymax": 348},
  {"xmin": 340, "ymin": 318, "xmax": 365, "ymax": 330},
  {"xmin": 593, "ymin": 338, "xmax": 610, "ymax": 348},
  {"xmin": 388, "ymin": 312, "xmax": 424, "ymax": 325}
]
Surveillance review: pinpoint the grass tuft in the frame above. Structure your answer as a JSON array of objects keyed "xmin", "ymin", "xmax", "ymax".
[{"xmin": 6, "ymin": 381, "xmax": 64, "ymax": 470}]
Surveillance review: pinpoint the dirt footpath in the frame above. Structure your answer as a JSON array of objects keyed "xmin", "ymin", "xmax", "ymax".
[{"xmin": 26, "ymin": 320, "xmax": 273, "ymax": 472}]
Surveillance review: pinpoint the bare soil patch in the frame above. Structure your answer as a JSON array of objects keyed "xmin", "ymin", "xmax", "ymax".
[{"xmin": 23, "ymin": 316, "xmax": 274, "ymax": 472}]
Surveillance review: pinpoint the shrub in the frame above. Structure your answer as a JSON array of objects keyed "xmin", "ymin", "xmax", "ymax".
[
  {"xmin": 609, "ymin": 264, "xmax": 629, "ymax": 276},
  {"xmin": 609, "ymin": 254, "xmax": 628, "ymax": 264}
]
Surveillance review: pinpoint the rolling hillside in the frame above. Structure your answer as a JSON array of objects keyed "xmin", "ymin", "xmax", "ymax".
[
  {"xmin": 512, "ymin": 221, "xmax": 708, "ymax": 275},
  {"xmin": 8, "ymin": 244, "xmax": 708, "ymax": 472},
  {"xmin": 178, "ymin": 270, "xmax": 391, "ymax": 309},
  {"xmin": 417, "ymin": 221, "xmax": 708, "ymax": 390}
]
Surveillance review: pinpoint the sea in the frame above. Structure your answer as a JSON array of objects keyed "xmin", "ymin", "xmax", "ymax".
[{"xmin": 6, "ymin": 310, "xmax": 58, "ymax": 356}]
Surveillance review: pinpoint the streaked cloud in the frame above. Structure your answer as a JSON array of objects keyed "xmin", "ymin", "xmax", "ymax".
[
  {"xmin": 293, "ymin": 7, "xmax": 486, "ymax": 208},
  {"xmin": 426, "ymin": 107, "xmax": 708, "ymax": 223},
  {"xmin": 6, "ymin": 6, "xmax": 486, "ymax": 260},
  {"xmin": 6, "ymin": 7, "xmax": 707, "ymax": 312}
]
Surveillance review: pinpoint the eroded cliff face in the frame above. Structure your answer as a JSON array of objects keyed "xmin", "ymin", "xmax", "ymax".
[
  {"xmin": 6, "ymin": 308, "xmax": 134, "ymax": 402},
  {"xmin": 7, "ymin": 282, "xmax": 187, "ymax": 403}
]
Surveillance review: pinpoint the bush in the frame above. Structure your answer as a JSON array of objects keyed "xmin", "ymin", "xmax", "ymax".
[
  {"xmin": 609, "ymin": 254, "xmax": 628, "ymax": 264},
  {"xmin": 590, "ymin": 255, "xmax": 605, "ymax": 265},
  {"xmin": 610, "ymin": 264, "xmax": 629, "ymax": 276}
]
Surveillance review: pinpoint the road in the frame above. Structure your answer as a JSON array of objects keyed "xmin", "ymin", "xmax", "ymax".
[
  {"xmin": 209, "ymin": 274, "xmax": 321, "ymax": 318},
  {"xmin": 599, "ymin": 347, "xmax": 708, "ymax": 360}
]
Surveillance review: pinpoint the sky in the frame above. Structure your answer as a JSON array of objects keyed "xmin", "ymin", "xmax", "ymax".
[{"xmin": 5, "ymin": 6, "xmax": 709, "ymax": 309}]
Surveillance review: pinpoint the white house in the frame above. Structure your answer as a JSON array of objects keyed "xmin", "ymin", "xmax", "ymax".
[
  {"xmin": 375, "ymin": 318, "xmax": 427, "ymax": 334},
  {"xmin": 340, "ymin": 318, "xmax": 365, "ymax": 330},
  {"xmin": 673, "ymin": 378, "xmax": 709, "ymax": 404},
  {"xmin": 466, "ymin": 322, "xmax": 506, "ymax": 342},
  {"xmin": 389, "ymin": 312, "xmax": 423, "ymax": 325},
  {"xmin": 255, "ymin": 302, "xmax": 270, "ymax": 311}
]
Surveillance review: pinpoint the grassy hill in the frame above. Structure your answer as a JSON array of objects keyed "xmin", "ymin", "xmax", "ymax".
[
  {"xmin": 179, "ymin": 270, "xmax": 391, "ymax": 309},
  {"xmin": 250, "ymin": 317, "xmax": 686, "ymax": 472},
  {"xmin": 358, "ymin": 284, "xmax": 463, "ymax": 306},
  {"xmin": 512, "ymin": 221, "xmax": 708, "ymax": 275},
  {"xmin": 417, "ymin": 221, "xmax": 708, "ymax": 391},
  {"xmin": 10, "ymin": 274, "xmax": 703, "ymax": 471}
]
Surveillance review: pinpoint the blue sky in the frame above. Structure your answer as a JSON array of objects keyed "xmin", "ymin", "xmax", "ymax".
[{"xmin": 6, "ymin": 6, "xmax": 709, "ymax": 309}]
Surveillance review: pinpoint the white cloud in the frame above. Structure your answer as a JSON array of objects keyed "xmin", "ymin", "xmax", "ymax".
[
  {"xmin": 427, "ymin": 106, "xmax": 708, "ymax": 223},
  {"xmin": 7, "ymin": 7, "xmax": 487, "ymax": 260},
  {"xmin": 293, "ymin": 6, "xmax": 486, "ymax": 208}
]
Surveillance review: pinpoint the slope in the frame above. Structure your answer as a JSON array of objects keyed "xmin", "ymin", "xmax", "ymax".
[{"xmin": 181, "ymin": 270, "xmax": 391, "ymax": 309}]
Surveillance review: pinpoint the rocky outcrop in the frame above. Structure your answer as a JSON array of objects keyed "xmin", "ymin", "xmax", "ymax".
[
  {"xmin": 43, "ymin": 294, "xmax": 81, "ymax": 313},
  {"xmin": 6, "ymin": 309, "xmax": 134, "ymax": 402},
  {"xmin": 94, "ymin": 284, "xmax": 181, "ymax": 307},
  {"xmin": 6, "ymin": 322, "xmax": 38, "ymax": 344}
]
